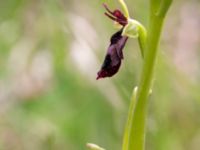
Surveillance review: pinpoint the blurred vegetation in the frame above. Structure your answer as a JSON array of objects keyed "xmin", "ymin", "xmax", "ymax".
[{"xmin": 0, "ymin": 0, "xmax": 200, "ymax": 150}]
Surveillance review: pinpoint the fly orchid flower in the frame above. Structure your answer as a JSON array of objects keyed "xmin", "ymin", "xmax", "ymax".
[
  {"xmin": 97, "ymin": 2, "xmax": 147, "ymax": 80},
  {"xmin": 96, "ymin": 3, "xmax": 128, "ymax": 80}
]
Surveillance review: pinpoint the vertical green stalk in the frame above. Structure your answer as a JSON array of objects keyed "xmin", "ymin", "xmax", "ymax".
[
  {"xmin": 122, "ymin": 0, "xmax": 172, "ymax": 150},
  {"xmin": 128, "ymin": 16, "xmax": 164, "ymax": 150}
]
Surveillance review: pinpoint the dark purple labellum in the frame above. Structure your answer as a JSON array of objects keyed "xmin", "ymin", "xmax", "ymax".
[{"xmin": 97, "ymin": 29, "xmax": 128, "ymax": 80}]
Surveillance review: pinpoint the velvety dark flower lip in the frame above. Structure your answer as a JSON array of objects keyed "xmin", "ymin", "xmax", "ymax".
[{"xmin": 96, "ymin": 29, "xmax": 128, "ymax": 80}]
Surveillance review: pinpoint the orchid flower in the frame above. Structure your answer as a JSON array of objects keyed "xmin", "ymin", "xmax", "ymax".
[{"xmin": 97, "ymin": 2, "xmax": 146, "ymax": 80}]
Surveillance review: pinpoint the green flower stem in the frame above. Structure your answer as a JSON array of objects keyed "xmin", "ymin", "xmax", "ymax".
[
  {"xmin": 157, "ymin": 0, "xmax": 173, "ymax": 17},
  {"xmin": 150, "ymin": 0, "xmax": 161, "ymax": 15},
  {"xmin": 122, "ymin": 0, "xmax": 172, "ymax": 150},
  {"xmin": 128, "ymin": 16, "xmax": 164, "ymax": 150}
]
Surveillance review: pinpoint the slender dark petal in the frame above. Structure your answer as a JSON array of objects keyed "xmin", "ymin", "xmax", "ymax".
[{"xmin": 103, "ymin": 3, "xmax": 127, "ymax": 26}]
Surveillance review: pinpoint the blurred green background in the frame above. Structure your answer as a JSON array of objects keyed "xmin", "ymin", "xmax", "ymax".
[{"xmin": 0, "ymin": 0, "xmax": 200, "ymax": 150}]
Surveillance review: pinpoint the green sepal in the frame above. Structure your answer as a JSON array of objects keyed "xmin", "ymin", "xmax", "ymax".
[{"xmin": 122, "ymin": 19, "xmax": 147, "ymax": 58}]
